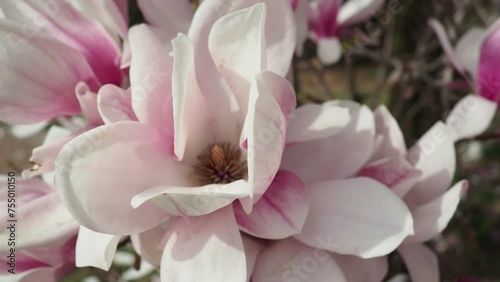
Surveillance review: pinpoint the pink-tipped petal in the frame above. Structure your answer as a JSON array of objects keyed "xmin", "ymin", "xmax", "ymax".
[
  {"xmin": 75, "ymin": 226, "xmax": 121, "ymax": 271},
  {"xmin": 0, "ymin": 20, "xmax": 94, "ymax": 124},
  {"xmin": 294, "ymin": 177, "xmax": 414, "ymax": 258},
  {"xmin": 445, "ymin": 94, "xmax": 497, "ymax": 141},
  {"xmin": 0, "ymin": 0, "xmax": 122, "ymax": 86},
  {"xmin": 281, "ymin": 101, "xmax": 375, "ymax": 183},
  {"xmin": 129, "ymin": 24, "xmax": 175, "ymax": 150},
  {"xmin": 286, "ymin": 101, "xmax": 350, "ymax": 144},
  {"xmin": 404, "ymin": 180, "xmax": 468, "ymax": 244},
  {"xmin": 75, "ymin": 82, "xmax": 102, "ymax": 126},
  {"xmin": 337, "ymin": 0, "xmax": 385, "ymax": 26},
  {"xmin": 398, "ymin": 244, "xmax": 439, "ymax": 282},
  {"xmin": 360, "ymin": 156, "xmax": 422, "ymax": 198},
  {"xmin": 0, "ymin": 192, "xmax": 78, "ymax": 252},
  {"xmin": 160, "ymin": 207, "xmax": 246, "ymax": 282},
  {"xmin": 171, "ymin": 34, "xmax": 211, "ymax": 163},
  {"xmin": 97, "ymin": 85, "xmax": 137, "ymax": 124},
  {"xmin": 209, "ymin": 3, "xmax": 267, "ymax": 118},
  {"xmin": 55, "ymin": 122, "xmax": 187, "ymax": 235},
  {"xmin": 333, "ymin": 254, "xmax": 388, "ymax": 282},
  {"xmin": 242, "ymin": 71, "xmax": 294, "ymax": 211},
  {"xmin": 252, "ymin": 238, "xmax": 347, "ymax": 282},
  {"xmin": 23, "ymin": 126, "xmax": 90, "ymax": 179},
  {"xmin": 404, "ymin": 122, "xmax": 456, "ymax": 208},
  {"xmin": 234, "ymin": 170, "xmax": 309, "ymax": 239},
  {"xmin": 477, "ymin": 19, "xmax": 500, "ymax": 104},
  {"xmin": 371, "ymin": 105, "xmax": 407, "ymax": 160}
]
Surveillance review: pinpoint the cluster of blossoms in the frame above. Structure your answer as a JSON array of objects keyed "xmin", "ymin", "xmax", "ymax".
[{"xmin": 0, "ymin": 0, "xmax": 498, "ymax": 281}]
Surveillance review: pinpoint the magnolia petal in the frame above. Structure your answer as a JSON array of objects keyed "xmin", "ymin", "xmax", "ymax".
[
  {"xmin": 23, "ymin": 126, "xmax": 88, "ymax": 179},
  {"xmin": 404, "ymin": 180, "xmax": 468, "ymax": 244},
  {"xmin": 171, "ymin": 34, "xmax": 211, "ymax": 163},
  {"xmin": 55, "ymin": 122, "xmax": 186, "ymax": 235},
  {"xmin": 286, "ymin": 101, "xmax": 350, "ymax": 144},
  {"xmin": 333, "ymin": 254, "xmax": 388, "ymax": 282},
  {"xmin": 76, "ymin": 226, "xmax": 121, "ymax": 270},
  {"xmin": 359, "ymin": 156, "xmax": 422, "ymax": 198},
  {"xmin": 454, "ymin": 28, "xmax": 486, "ymax": 81},
  {"xmin": 242, "ymin": 235, "xmax": 265, "ymax": 282},
  {"xmin": 0, "ymin": 192, "xmax": 78, "ymax": 252},
  {"xmin": 0, "ymin": 267, "xmax": 56, "ymax": 282},
  {"xmin": 0, "ymin": 20, "xmax": 93, "ymax": 124},
  {"xmin": 209, "ymin": 4, "xmax": 267, "ymax": 119},
  {"xmin": 404, "ymin": 122, "xmax": 456, "ymax": 208},
  {"xmin": 234, "ymin": 170, "xmax": 309, "ymax": 239},
  {"xmin": 0, "ymin": 0, "xmax": 121, "ymax": 86},
  {"xmin": 6, "ymin": 0, "xmax": 120, "ymax": 83},
  {"xmin": 252, "ymin": 238, "xmax": 347, "ymax": 282},
  {"xmin": 75, "ymin": 82, "xmax": 102, "ymax": 126},
  {"xmin": 131, "ymin": 180, "xmax": 249, "ymax": 217},
  {"xmin": 428, "ymin": 19, "xmax": 465, "ymax": 75},
  {"xmin": 478, "ymin": 19, "xmax": 500, "ymax": 103},
  {"xmin": 160, "ymin": 207, "xmax": 246, "ymax": 282},
  {"xmin": 97, "ymin": 85, "xmax": 137, "ymax": 124},
  {"xmin": 242, "ymin": 71, "xmax": 292, "ymax": 211},
  {"xmin": 138, "ymin": 0, "xmax": 192, "ymax": 36},
  {"xmin": 445, "ymin": 94, "xmax": 497, "ymax": 141},
  {"xmin": 337, "ymin": 0, "xmax": 385, "ymax": 26},
  {"xmin": 281, "ymin": 101, "xmax": 375, "ymax": 183},
  {"xmin": 129, "ymin": 24, "xmax": 174, "ymax": 149},
  {"xmin": 294, "ymin": 177, "xmax": 414, "ymax": 258},
  {"xmin": 371, "ymin": 105, "xmax": 407, "ymax": 160},
  {"xmin": 317, "ymin": 37, "xmax": 343, "ymax": 64},
  {"xmin": 131, "ymin": 222, "xmax": 172, "ymax": 266},
  {"xmin": 9, "ymin": 121, "xmax": 49, "ymax": 139},
  {"xmin": 398, "ymin": 244, "xmax": 439, "ymax": 282},
  {"xmin": 0, "ymin": 176, "xmax": 51, "ymax": 207}
]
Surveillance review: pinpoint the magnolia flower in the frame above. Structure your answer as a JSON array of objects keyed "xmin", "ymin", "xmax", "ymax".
[
  {"xmin": 358, "ymin": 106, "xmax": 468, "ymax": 282},
  {"xmin": 250, "ymin": 101, "xmax": 415, "ymax": 281},
  {"xmin": 55, "ymin": 1, "xmax": 300, "ymax": 281},
  {"xmin": 0, "ymin": 237, "xmax": 76, "ymax": 282},
  {"xmin": 293, "ymin": 0, "xmax": 385, "ymax": 64},
  {"xmin": 0, "ymin": 0, "xmax": 128, "ymax": 125},
  {"xmin": 0, "ymin": 175, "xmax": 78, "ymax": 282},
  {"xmin": 429, "ymin": 19, "xmax": 499, "ymax": 140}
]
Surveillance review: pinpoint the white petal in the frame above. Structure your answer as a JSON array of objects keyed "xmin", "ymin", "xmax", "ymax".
[
  {"xmin": 398, "ymin": 244, "xmax": 439, "ymax": 282},
  {"xmin": 76, "ymin": 226, "xmax": 121, "ymax": 270},
  {"xmin": 317, "ymin": 37, "xmax": 343, "ymax": 65}
]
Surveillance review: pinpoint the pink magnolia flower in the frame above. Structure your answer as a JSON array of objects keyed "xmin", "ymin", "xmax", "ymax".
[
  {"xmin": 0, "ymin": 236, "xmax": 76, "ymax": 282},
  {"xmin": 0, "ymin": 175, "xmax": 78, "ymax": 282},
  {"xmin": 358, "ymin": 106, "xmax": 468, "ymax": 282},
  {"xmin": 293, "ymin": 0, "xmax": 385, "ymax": 64},
  {"xmin": 0, "ymin": 0, "xmax": 128, "ymax": 125},
  {"xmin": 429, "ymin": 19, "xmax": 499, "ymax": 140},
  {"xmin": 55, "ymin": 2, "xmax": 301, "ymax": 281},
  {"xmin": 249, "ymin": 101, "xmax": 415, "ymax": 281}
]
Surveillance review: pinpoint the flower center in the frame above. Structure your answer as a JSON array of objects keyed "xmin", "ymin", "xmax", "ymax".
[{"xmin": 194, "ymin": 142, "xmax": 247, "ymax": 185}]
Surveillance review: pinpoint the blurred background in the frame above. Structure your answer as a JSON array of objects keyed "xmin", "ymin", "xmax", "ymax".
[{"xmin": 1, "ymin": 0, "xmax": 499, "ymax": 281}]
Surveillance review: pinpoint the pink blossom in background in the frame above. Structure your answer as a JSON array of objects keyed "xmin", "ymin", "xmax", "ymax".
[
  {"xmin": 293, "ymin": 0, "xmax": 385, "ymax": 64},
  {"xmin": 0, "ymin": 0, "xmax": 127, "ymax": 125},
  {"xmin": 0, "ymin": 176, "xmax": 79, "ymax": 282},
  {"xmin": 429, "ymin": 19, "xmax": 498, "ymax": 140}
]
